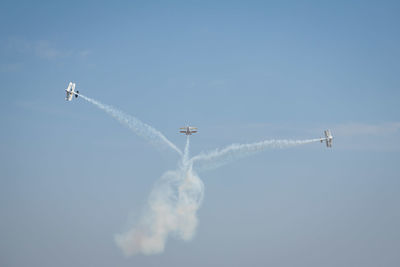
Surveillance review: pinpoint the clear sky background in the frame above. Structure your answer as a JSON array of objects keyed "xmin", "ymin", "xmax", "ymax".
[{"xmin": 1, "ymin": 1, "xmax": 399, "ymax": 266}]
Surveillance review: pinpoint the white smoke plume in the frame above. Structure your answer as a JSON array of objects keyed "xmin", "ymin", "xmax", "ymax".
[
  {"xmin": 191, "ymin": 138, "xmax": 322, "ymax": 172},
  {"xmin": 114, "ymin": 137, "xmax": 320, "ymax": 256},
  {"xmin": 76, "ymin": 93, "xmax": 324, "ymax": 256},
  {"xmin": 79, "ymin": 94, "xmax": 182, "ymax": 155},
  {"xmin": 115, "ymin": 137, "xmax": 204, "ymax": 256}
]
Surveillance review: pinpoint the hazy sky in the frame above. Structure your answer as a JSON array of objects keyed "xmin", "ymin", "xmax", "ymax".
[{"xmin": 1, "ymin": 1, "xmax": 399, "ymax": 266}]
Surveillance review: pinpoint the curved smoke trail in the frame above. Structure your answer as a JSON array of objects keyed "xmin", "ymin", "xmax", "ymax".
[
  {"xmin": 191, "ymin": 138, "xmax": 321, "ymax": 172},
  {"xmin": 79, "ymin": 94, "xmax": 182, "ymax": 155},
  {"xmin": 114, "ymin": 137, "xmax": 204, "ymax": 256},
  {"xmin": 76, "ymin": 92, "xmax": 325, "ymax": 256}
]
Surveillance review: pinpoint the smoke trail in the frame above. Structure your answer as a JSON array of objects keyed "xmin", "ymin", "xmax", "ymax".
[
  {"xmin": 113, "ymin": 137, "xmax": 321, "ymax": 256},
  {"xmin": 183, "ymin": 136, "xmax": 190, "ymax": 165},
  {"xmin": 74, "ymin": 92, "xmax": 326, "ymax": 256},
  {"xmin": 113, "ymin": 137, "xmax": 322, "ymax": 256},
  {"xmin": 79, "ymin": 94, "xmax": 182, "ymax": 155},
  {"xmin": 115, "ymin": 137, "xmax": 204, "ymax": 256},
  {"xmin": 191, "ymin": 138, "xmax": 321, "ymax": 172}
]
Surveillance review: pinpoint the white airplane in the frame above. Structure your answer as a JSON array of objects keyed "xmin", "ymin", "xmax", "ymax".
[
  {"xmin": 180, "ymin": 126, "xmax": 198, "ymax": 135},
  {"xmin": 320, "ymin": 129, "xmax": 333, "ymax": 147},
  {"xmin": 65, "ymin": 82, "xmax": 79, "ymax": 101}
]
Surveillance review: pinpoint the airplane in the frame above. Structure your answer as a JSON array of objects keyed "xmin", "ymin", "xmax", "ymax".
[
  {"xmin": 320, "ymin": 129, "xmax": 333, "ymax": 147},
  {"xmin": 65, "ymin": 82, "xmax": 79, "ymax": 101},
  {"xmin": 180, "ymin": 126, "xmax": 198, "ymax": 135}
]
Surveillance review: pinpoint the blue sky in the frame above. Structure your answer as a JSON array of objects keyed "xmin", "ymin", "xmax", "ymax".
[{"xmin": 1, "ymin": 1, "xmax": 399, "ymax": 266}]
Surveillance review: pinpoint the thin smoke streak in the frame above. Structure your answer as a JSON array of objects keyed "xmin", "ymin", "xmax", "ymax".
[
  {"xmin": 191, "ymin": 138, "xmax": 322, "ymax": 172},
  {"xmin": 183, "ymin": 136, "xmax": 190, "ymax": 165},
  {"xmin": 79, "ymin": 94, "xmax": 182, "ymax": 155}
]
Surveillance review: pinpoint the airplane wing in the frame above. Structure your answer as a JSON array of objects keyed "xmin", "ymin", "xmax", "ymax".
[
  {"xmin": 324, "ymin": 130, "xmax": 333, "ymax": 147},
  {"xmin": 65, "ymin": 82, "xmax": 72, "ymax": 101},
  {"xmin": 66, "ymin": 82, "xmax": 72, "ymax": 91},
  {"xmin": 191, "ymin": 130, "xmax": 197, "ymax": 133}
]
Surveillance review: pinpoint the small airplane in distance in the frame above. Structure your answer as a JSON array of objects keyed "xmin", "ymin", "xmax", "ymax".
[
  {"xmin": 65, "ymin": 82, "xmax": 79, "ymax": 101},
  {"xmin": 180, "ymin": 126, "xmax": 198, "ymax": 135},
  {"xmin": 320, "ymin": 129, "xmax": 333, "ymax": 147}
]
